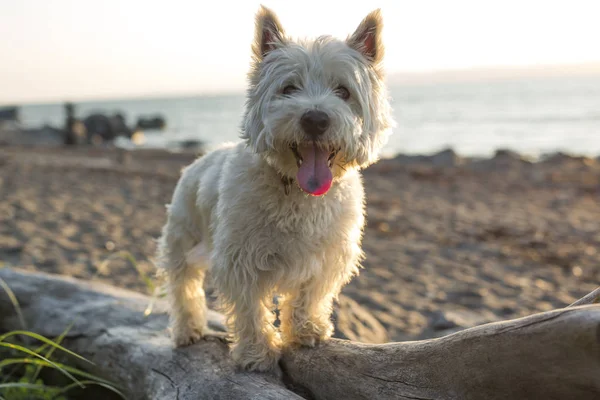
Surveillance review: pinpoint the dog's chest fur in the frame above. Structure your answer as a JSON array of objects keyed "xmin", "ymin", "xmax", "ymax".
[{"xmin": 186, "ymin": 143, "xmax": 365, "ymax": 286}]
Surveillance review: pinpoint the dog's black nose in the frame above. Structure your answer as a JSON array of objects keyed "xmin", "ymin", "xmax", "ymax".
[{"xmin": 300, "ymin": 110, "xmax": 330, "ymax": 137}]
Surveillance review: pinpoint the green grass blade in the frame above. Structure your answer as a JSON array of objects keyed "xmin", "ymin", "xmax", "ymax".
[
  {"xmin": 0, "ymin": 331, "xmax": 92, "ymax": 365},
  {"xmin": 0, "ymin": 277, "xmax": 27, "ymax": 331},
  {"xmin": 0, "ymin": 357, "xmax": 37, "ymax": 369},
  {"xmin": 33, "ymin": 323, "xmax": 72, "ymax": 355},
  {"xmin": 32, "ymin": 324, "xmax": 73, "ymax": 382},
  {"xmin": 0, "ymin": 343, "xmax": 83, "ymax": 388},
  {"xmin": 0, "ymin": 358, "xmax": 119, "ymax": 387}
]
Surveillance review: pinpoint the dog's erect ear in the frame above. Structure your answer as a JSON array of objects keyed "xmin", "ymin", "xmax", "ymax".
[
  {"xmin": 347, "ymin": 9, "xmax": 384, "ymax": 64},
  {"xmin": 252, "ymin": 5, "xmax": 286, "ymax": 59}
]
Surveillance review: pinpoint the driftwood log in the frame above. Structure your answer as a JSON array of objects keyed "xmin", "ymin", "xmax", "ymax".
[{"xmin": 0, "ymin": 268, "xmax": 599, "ymax": 400}]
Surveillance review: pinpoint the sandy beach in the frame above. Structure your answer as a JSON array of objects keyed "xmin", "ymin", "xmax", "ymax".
[{"xmin": 1, "ymin": 145, "xmax": 599, "ymax": 343}]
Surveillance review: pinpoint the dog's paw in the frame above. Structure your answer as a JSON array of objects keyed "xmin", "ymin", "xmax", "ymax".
[
  {"xmin": 286, "ymin": 329, "xmax": 329, "ymax": 347},
  {"xmin": 290, "ymin": 332, "xmax": 320, "ymax": 348},
  {"xmin": 202, "ymin": 329, "xmax": 234, "ymax": 344},
  {"xmin": 172, "ymin": 326, "xmax": 204, "ymax": 347},
  {"xmin": 283, "ymin": 319, "xmax": 333, "ymax": 348},
  {"xmin": 232, "ymin": 342, "xmax": 281, "ymax": 373}
]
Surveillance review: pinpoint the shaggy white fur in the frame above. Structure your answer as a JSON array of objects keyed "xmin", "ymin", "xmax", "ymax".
[{"xmin": 156, "ymin": 5, "xmax": 394, "ymax": 372}]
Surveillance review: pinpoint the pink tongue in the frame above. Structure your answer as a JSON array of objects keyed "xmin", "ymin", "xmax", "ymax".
[{"xmin": 296, "ymin": 144, "xmax": 333, "ymax": 196}]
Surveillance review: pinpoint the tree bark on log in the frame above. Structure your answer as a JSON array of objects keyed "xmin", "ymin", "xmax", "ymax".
[{"xmin": 1, "ymin": 268, "xmax": 599, "ymax": 400}]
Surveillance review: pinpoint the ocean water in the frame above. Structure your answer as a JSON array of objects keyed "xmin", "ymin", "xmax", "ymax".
[{"xmin": 17, "ymin": 75, "xmax": 600, "ymax": 158}]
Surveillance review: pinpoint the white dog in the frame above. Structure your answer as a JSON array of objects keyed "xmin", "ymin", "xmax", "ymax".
[{"xmin": 156, "ymin": 5, "xmax": 393, "ymax": 372}]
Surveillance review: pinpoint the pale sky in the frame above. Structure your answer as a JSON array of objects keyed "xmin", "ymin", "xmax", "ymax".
[{"xmin": 1, "ymin": 0, "xmax": 599, "ymax": 103}]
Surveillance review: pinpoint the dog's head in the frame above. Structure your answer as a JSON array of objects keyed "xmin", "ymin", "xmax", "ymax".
[{"xmin": 241, "ymin": 6, "xmax": 394, "ymax": 196}]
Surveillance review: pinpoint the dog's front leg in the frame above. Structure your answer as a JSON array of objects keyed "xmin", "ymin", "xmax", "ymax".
[
  {"xmin": 221, "ymin": 286, "xmax": 281, "ymax": 372},
  {"xmin": 279, "ymin": 280, "xmax": 336, "ymax": 348}
]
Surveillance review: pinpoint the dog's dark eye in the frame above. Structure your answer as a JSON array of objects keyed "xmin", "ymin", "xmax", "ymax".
[
  {"xmin": 282, "ymin": 85, "xmax": 299, "ymax": 96},
  {"xmin": 335, "ymin": 86, "xmax": 350, "ymax": 101}
]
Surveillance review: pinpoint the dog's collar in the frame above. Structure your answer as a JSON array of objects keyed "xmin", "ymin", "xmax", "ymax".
[{"xmin": 281, "ymin": 176, "xmax": 294, "ymax": 196}]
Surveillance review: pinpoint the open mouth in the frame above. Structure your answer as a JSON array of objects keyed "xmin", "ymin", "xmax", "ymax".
[
  {"xmin": 291, "ymin": 144, "xmax": 338, "ymax": 168},
  {"xmin": 290, "ymin": 143, "xmax": 339, "ymax": 196}
]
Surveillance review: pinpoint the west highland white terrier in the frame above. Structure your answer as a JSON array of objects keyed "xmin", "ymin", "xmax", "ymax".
[{"xmin": 156, "ymin": 5, "xmax": 393, "ymax": 372}]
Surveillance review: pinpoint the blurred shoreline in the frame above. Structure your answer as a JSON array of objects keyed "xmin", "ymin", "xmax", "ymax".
[
  {"xmin": 2, "ymin": 71, "xmax": 599, "ymax": 158},
  {"xmin": 2, "ymin": 119, "xmax": 600, "ymax": 163}
]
